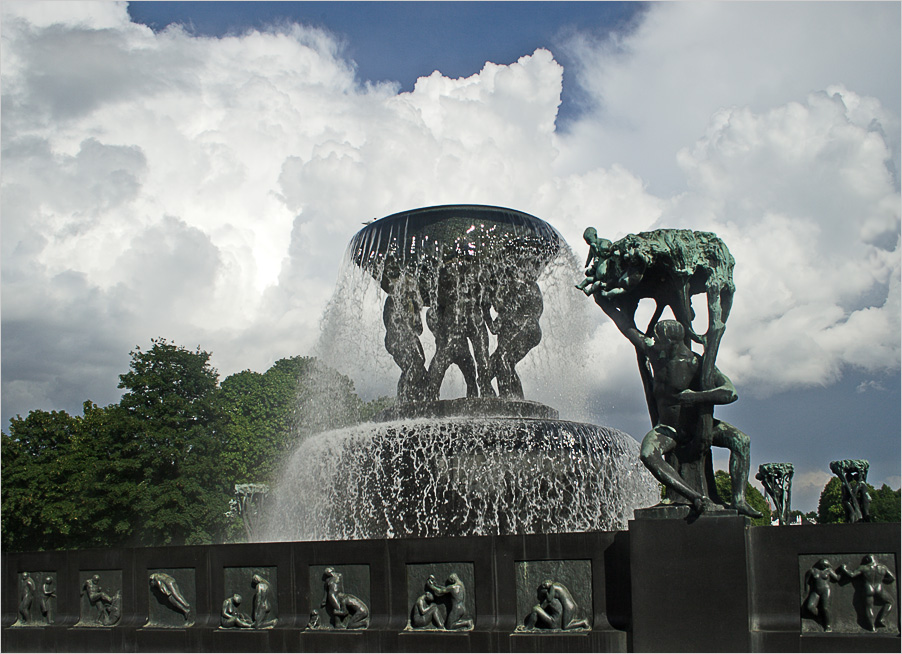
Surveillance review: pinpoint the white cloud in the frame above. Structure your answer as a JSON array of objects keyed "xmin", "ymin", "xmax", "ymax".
[
  {"xmin": 1, "ymin": 1, "xmax": 129, "ymax": 30},
  {"xmin": 556, "ymin": 1, "xmax": 901, "ymax": 196},
  {"xmin": 1, "ymin": 0, "xmax": 899, "ymax": 472},
  {"xmin": 662, "ymin": 88, "xmax": 901, "ymax": 393},
  {"xmin": 856, "ymin": 380, "xmax": 888, "ymax": 394}
]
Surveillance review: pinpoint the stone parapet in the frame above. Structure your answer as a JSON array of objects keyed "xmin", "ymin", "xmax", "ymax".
[{"xmin": 2, "ymin": 523, "xmax": 898, "ymax": 652}]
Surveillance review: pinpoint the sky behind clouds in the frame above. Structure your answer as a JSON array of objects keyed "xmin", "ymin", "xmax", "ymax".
[{"xmin": 2, "ymin": 1, "xmax": 899, "ymax": 512}]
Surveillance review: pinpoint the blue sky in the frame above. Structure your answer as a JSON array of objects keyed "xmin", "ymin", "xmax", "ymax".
[
  {"xmin": 126, "ymin": 2, "xmax": 644, "ymax": 92},
  {"xmin": 2, "ymin": 1, "xmax": 899, "ymax": 514}
]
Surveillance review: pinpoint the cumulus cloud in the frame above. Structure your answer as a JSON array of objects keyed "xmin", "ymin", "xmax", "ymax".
[
  {"xmin": 1, "ymin": 0, "xmax": 899, "ymax": 503},
  {"xmin": 663, "ymin": 87, "xmax": 901, "ymax": 394},
  {"xmin": 556, "ymin": 1, "xmax": 901, "ymax": 195}
]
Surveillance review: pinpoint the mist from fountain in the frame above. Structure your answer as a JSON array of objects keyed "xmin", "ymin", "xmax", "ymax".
[{"xmin": 263, "ymin": 206, "xmax": 658, "ymax": 541}]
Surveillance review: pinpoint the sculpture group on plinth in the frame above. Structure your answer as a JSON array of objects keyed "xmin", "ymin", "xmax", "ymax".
[
  {"xmin": 830, "ymin": 459, "xmax": 872, "ymax": 523},
  {"xmin": 226, "ymin": 483, "xmax": 271, "ymax": 542},
  {"xmin": 578, "ymin": 227, "xmax": 760, "ymax": 518},
  {"xmin": 757, "ymin": 463, "xmax": 794, "ymax": 524}
]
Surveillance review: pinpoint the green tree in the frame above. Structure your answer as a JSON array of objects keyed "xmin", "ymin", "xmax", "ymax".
[
  {"xmin": 870, "ymin": 484, "xmax": 901, "ymax": 522},
  {"xmin": 3, "ymin": 339, "xmax": 397, "ymax": 551},
  {"xmin": 714, "ymin": 470, "xmax": 771, "ymax": 526},
  {"xmin": 818, "ymin": 477, "xmax": 901, "ymax": 524},
  {"xmin": 1, "ymin": 402, "xmax": 143, "ymax": 551},
  {"xmin": 1, "ymin": 410, "xmax": 81, "ymax": 551},
  {"xmin": 66, "ymin": 401, "xmax": 142, "ymax": 547},
  {"xmin": 291, "ymin": 357, "xmax": 366, "ymax": 437},
  {"xmin": 360, "ymin": 395, "xmax": 396, "ymax": 423},
  {"xmin": 218, "ymin": 356, "xmax": 377, "ymax": 486},
  {"xmin": 817, "ymin": 477, "xmax": 845, "ymax": 524},
  {"xmin": 118, "ymin": 338, "xmax": 229, "ymax": 546}
]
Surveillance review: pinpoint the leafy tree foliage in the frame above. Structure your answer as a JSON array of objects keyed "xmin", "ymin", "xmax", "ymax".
[
  {"xmin": 70, "ymin": 402, "xmax": 139, "ymax": 546},
  {"xmin": 117, "ymin": 338, "xmax": 229, "ymax": 546},
  {"xmin": 2, "ymin": 410, "xmax": 82, "ymax": 551},
  {"xmin": 870, "ymin": 484, "xmax": 901, "ymax": 522},
  {"xmin": 818, "ymin": 477, "xmax": 901, "ymax": 524},
  {"xmin": 714, "ymin": 470, "xmax": 771, "ymax": 526},
  {"xmin": 217, "ymin": 356, "xmax": 375, "ymax": 487},
  {"xmin": 0, "ymin": 402, "xmax": 137, "ymax": 551},
  {"xmin": 2, "ymin": 338, "xmax": 382, "ymax": 551},
  {"xmin": 817, "ymin": 477, "xmax": 845, "ymax": 524}
]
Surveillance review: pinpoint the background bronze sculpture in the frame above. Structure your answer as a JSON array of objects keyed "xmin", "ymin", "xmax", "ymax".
[
  {"xmin": 757, "ymin": 463, "xmax": 794, "ymax": 524},
  {"xmin": 579, "ymin": 227, "xmax": 760, "ymax": 517},
  {"xmin": 830, "ymin": 459, "xmax": 872, "ymax": 523}
]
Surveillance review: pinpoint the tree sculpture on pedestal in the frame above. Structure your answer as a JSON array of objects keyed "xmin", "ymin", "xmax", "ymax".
[
  {"xmin": 578, "ymin": 228, "xmax": 761, "ymax": 518},
  {"xmin": 227, "ymin": 483, "xmax": 271, "ymax": 542},
  {"xmin": 757, "ymin": 462, "xmax": 794, "ymax": 524}
]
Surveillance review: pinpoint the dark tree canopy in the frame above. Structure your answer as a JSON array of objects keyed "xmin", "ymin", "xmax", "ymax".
[
  {"xmin": 116, "ymin": 339, "xmax": 227, "ymax": 546},
  {"xmin": 2, "ymin": 338, "xmax": 381, "ymax": 551},
  {"xmin": 818, "ymin": 476, "xmax": 901, "ymax": 524},
  {"xmin": 2, "ymin": 409, "xmax": 82, "ymax": 551}
]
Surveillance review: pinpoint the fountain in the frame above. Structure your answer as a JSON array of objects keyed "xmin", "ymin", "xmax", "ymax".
[
  {"xmin": 265, "ymin": 205, "xmax": 657, "ymax": 541},
  {"xmin": 3, "ymin": 206, "xmax": 898, "ymax": 653}
]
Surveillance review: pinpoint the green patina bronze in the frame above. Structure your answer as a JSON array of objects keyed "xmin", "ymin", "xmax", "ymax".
[
  {"xmin": 350, "ymin": 205, "xmax": 561, "ymax": 404},
  {"xmin": 578, "ymin": 228, "xmax": 760, "ymax": 518},
  {"xmin": 829, "ymin": 459, "xmax": 872, "ymax": 523},
  {"xmin": 757, "ymin": 462, "xmax": 794, "ymax": 525}
]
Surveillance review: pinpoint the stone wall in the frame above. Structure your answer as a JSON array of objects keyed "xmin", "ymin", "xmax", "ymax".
[{"xmin": 2, "ymin": 521, "xmax": 898, "ymax": 652}]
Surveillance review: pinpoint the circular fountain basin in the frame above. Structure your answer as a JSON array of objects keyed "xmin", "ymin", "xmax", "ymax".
[
  {"xmin": 349, "ymin": 204, "xmax": 562, "ymax": 279},
  {"xmin": 264, "ymin": 410, "xmax": 659, "ymax": 541}
]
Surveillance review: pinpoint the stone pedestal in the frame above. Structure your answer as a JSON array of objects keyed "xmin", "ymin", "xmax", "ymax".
[{"xmin": 629, "ymin": 514, "xmax": 751, "ymax": 652}]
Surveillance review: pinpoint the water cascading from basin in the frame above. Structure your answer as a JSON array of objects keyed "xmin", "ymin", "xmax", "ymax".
[
  {"xmin": 265, "ymin": 417, "xmax": 656, "ymax": 541},
  {"xmin": 263, "ymin": 205, "xmax": 658, "ymax": 541}
]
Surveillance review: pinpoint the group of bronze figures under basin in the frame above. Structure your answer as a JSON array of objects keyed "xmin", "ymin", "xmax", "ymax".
[{"xmin": 351, "ymin": 207, "xmax": 561, "ymax": 403}]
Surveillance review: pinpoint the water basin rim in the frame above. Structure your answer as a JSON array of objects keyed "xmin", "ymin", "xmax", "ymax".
[
  {"xmin": 377, "ymin": 203, "xmax": 545, "ymax": 222},
  {"xmin": 353, "ymin": 204, "xmax": 564, "ymax": 244},
  {"xmin": 373, "ymin": 397, "xmax": 560, "ymax": 422}
]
